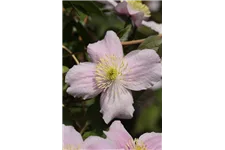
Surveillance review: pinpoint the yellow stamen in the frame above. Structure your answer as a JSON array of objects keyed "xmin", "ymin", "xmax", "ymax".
[
  {"xmin": 124, "ymin": 0, "xmax": 151, "ymax": 17},
  {"xmin": 63, "ymin": 145, "xmax": 80, "ymax": 150},
  {"xmin": 125, "ymin": 138, "xmax": 147, "ymax": 150},
  {"xmin": 134, "ymin": 138, "xmax": 147, "ymax": 150},
  {"xmin": 95, "ymin": 55, "xmax": 128, "ymax": 90}
]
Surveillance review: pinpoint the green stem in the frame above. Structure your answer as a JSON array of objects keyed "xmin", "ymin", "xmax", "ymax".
[{"xmin": 80, "ymin": 122, "xmax": 89, "ymax": 135}]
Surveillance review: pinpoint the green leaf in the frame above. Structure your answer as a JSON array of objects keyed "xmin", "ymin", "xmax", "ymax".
[
  {"xmin": 63, "ymin": 107, "xmax": 73, "ymax": 125},
  {"xmin": 133, "ymin": 89, "xmax": 162, "ymax": 134},
  {"xmin": 135, "ymin": 25, "xmax": 157, "ymax": 39},
  {"xmin": 117, "ymin": 24, "xmax": 132, "ymax": 42},
  {"xmin": 82, "ymin": 130, "xmax": 105, "ymax": 140},
  {"xmin": 87, "ymin": 12, "xmax": 125, "ymax": 39},
  {"xmin": 138, "ymin": 35, "xmax": 162, "ymax": 50},
  {"xmin": 63, "ymin": 21, "xmax": 74, "ymax": 42},
  {"xmin": 63, "ymin": 66, "xmax": 69, "ymax": 74},
  {"xmin": 70, "ymin": 1, "xmax": 103, "ymax": 16},
  {"xmin": 86, "ymin": 99, "xmax": 107, "ymax": 133},
  {"xmin": 158, "ymin": 44, "xmax": 162, "ymax": 58},
  {"xmin": 83, "ymin": 131, "xmax": 98, "ymax": 140},
  {"xmin": 73, "ymin": 20, "xmax": 91, "ymax": 46},
  {"xmin": 63, "ymin": 84, "xmax": 68, "ymax": 91}
]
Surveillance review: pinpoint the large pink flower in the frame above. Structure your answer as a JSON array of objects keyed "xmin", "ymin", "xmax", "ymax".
[
  {"xmin": 104, "ymin": 0, "xmax": 162, "ymax": 33},
  {"xmin": 115, "ymin": 0, "xmax": 151, "ymax": 27},
  {"xmin": 65, "ymin": 30, "xmax": 161, "ymax": 124},
  {"xmin": 63, "ymin": 124, "xmax": 116, "ymax": 149},
  {"xmin": 104, "ymin": 120, "xmax": 162, "ymax": 150}
]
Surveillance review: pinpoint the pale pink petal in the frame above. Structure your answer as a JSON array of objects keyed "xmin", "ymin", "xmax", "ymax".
[
  {"xmin": 83, "ymin": 136, "xmax": 118, "ymax": 149},
  {"xmin": 122, "ymin": 49, "xmax": 161, "ymax": 91},
  {"xmin": 97, "ymin": 0, "xmax": 118, "ymax": 7},
  {"xmin": 104, "ymin": 120, "xmax": 133, "ymax": 149},
  {"xmin": 139, "ymin": 132, "xmax": 162, "ymax": 150},
  {"xmin": 142, "ymin": 20, "xmax": 162, "ymax": 34},
  {"xmin": 115, "ymin": 1, "xmax": 129, "ymax": 14},
  {"xmin": 131, "ymin": 12, "xmax": 145, "ymax": 27},
  {"xmin": 100, "ymin": 82, "xmax": 134, "ymax": 124},
  {"xmin": 62, "ymin": 124, "xmax": 83, "ymax": 148},
  {"xmin": 65, "ymin": 62, "xmax": 102, "ymax": 100},
  {"xmin": 87, "ymin": 31, "xmax": 123, "ymax": 63},
  {"xmin": 127, "ymin": 4, "xmax": 141, "ymax": 15}
]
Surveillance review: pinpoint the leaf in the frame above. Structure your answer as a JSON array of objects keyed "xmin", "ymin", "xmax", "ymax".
[
  {"xmin": 82, "ymin": 130, "xmax": 105, "ymax": 140},
  {"xmin": 88, "ymin": 12, "xmax": 125, "ymax": 39},
  {"xmin": 63, "ymin": 66, "xmax": 69, "ymax": 74},
  {"xmin": 117, "ymin": 24, "xmax": 132, "ymax": 42},
  {"xmin": 63, "ymin": 21, "xmax": 74, "ymax": 42},
  {"xmin": 158, "ymin": 44, "xmax": 162, "ymax": 58},
  {"xmin": 73, "ymin": 20, "xmax": 91, "ymax": 46},
  {"xmin": 138, "ymin": 35, "xmax": 162, "ymax": 50},
  {"xmin": 86, "ymin": 99, "xmax": 107, "ymax": 133},
  {"xmin": 82, "ymin": 131, "xmax": 99, "ymax": 140},
  {"xmin": 63, "ymin": 84, "xmax": 68, "ymax": 91},
  {"xmin": 70, "ymin": 1, "xmax": 103, "ymax": 17},
  {"xmin": 63, "ymin": 107, "xmax": 73, "ymax": 125},
  {"xmin": 135, "ymin": 25, "xmax": 156, "ymax": 39},
  {"xmin": 133, "ymin": 89, "xmax": 162, "ymax": 134}
]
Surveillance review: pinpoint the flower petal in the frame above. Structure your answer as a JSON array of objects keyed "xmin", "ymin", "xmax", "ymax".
[
  {"xmin": 131, "ymin": 12, "xmax": 145, "ymax": 27},
  {"xmin": 142, "ymin": 20, "xmax": 162, "ymax": 34},
  {"xmin": 122, "ymin": 49, "xmax": 162, "ymax": 91},
  {"xmin": 139, "ymin": 132, "xmax": 162, "ymax": 150},
  {"xmin": 115, "ymin": 1, "xmax": 129, "ymax": 14},
  {"xmin": 62, "ymin": 124, "xmax": 83, "ymax": 148},
  {"xmin": 100, "ymin": 82, "xmax": 134, "ymax": 124},
  {"xmin": 127, "ymin": 4, "xmax": 142, "ymax": 15},
  {"xmin": 87, "ymin": 31, "xmax": 123, "ymax": 63},
  {"xmin": 115, "ymin": 2, "xmax": 145, "ymax": 27},
  {"xmin": 104, "ymin": 120, "xmax": 133, "ymax": 149},
  {"xmin": 65, "ymin": 62, "xmax": 102, "ymax": 100},
  {"xmin": 83, "ymin": 136, "xmax": 118, "ymax": 149}
]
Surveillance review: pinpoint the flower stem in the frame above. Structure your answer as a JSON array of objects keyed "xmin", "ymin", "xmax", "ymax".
[
  {"xmin": 80, "ymin": 122, "xmax": 89, "ymax": 135},
  {"xmin": 121, "ymin": 39, "xmax": 145, "ymax": 46},
  {"xmin": 121, "ymin": 34, "xmax": 162, "ymax": 46},
  {"xmin": 62, "ymin": 45, "xmax": 80, "ymax": 65}
]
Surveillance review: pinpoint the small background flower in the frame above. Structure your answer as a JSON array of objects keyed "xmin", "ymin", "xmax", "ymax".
[
  {"xmin": 63, "ymin": 124, "xmax": 116, "ymax": 149},
  {"xmin": 63, "ymin": 0, "xmax": 162, "ymax": 146},
  {"xmin": 104, "ymin": 120, "xmax": 162, "ymax": 150}
]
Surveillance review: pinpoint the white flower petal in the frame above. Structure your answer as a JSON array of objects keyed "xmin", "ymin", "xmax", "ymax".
[
  {"xmin": 104, "ymin": 120, "xmax": 133, "ymax": 148},
  {"xmin": 115, "ymin": 1, "xmax": 129, "ymax": 15},
  {"xmin": 65, "ymin": 62, "xmax": 102, "ymax": 100},
  {"xmin": 139, "ymin": 132, "xmax": 162, "ymax": 150},
  {"xmin": 122, "ymin": 49, "xmax": 162, "ymax": 91},
  {"xmin": 87, "ymin": 31, "xmax": 123, "ymax": 63},
  {"xmin": 63, "ymin": 124, "xmax": 83, "ymax": 148},
  {"xmin": 142, "ymin": 20, "xmax": 162, "ymax": 34},
  {"xmin": 100, "ymin": 82, "xmax": 134, "ymax": 124}
]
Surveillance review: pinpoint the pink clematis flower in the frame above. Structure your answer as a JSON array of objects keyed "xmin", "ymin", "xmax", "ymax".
[
  {"xmin": 104, "ymin": 120, "xmax": 162, "ymax": 150},
  {"xmin": 65, "ymin": 30, "xmax": 161, "ymax": 124},
  {"xmin": 104, "ymin": 0, "xmax": 162, "ymax": 34},
  {"xmin": 115, "ymin": 0, "xmax": 151, "ymax": 27},
  {"xmin": 63, "ymin": 124, "xmax": 116, "ymax": 149}
]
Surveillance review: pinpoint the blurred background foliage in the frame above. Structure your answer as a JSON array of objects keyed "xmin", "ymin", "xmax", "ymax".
[{"xmin": 63, "ymin": 1, "xmax": 162, "ymax": 139}]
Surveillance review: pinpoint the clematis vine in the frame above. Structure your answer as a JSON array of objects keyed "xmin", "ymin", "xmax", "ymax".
[
  {"xmin": 63, "ymin": 124, "xmax": 115, "ymax": 149},
  {"xmin": 104, "ymin": 120, "xmax": 162, "ymax": 150},
  {"xmin": 105, "ymin": 0, "xmax": 162, "ymax": 34},
  {"xmin": 65, "ymin": 30, "xmax": 161, "ymax": 124}
]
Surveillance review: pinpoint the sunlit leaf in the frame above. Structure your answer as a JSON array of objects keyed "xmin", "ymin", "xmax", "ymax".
[{"xmin": 117, "ymin": 24, "xmax": 132, "ymax": 42}]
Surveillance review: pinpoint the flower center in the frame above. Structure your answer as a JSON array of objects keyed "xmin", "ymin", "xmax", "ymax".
[
  {"xmin": 63, "ymin": 145, "xmax": 80, "ymax": 150},
  {"xmin": 95, "ymin": 55, "xmax": 128, "ymax": 90},
  {"xmin": 134, "ymin": 138, "xmax": 147, "ymax": 150},
  {"xmin": 106, "ymin": 68, "xmax": 118, "ymax": 80},
  {"xmin": 125, "ymin": 0, "xmax": 151, "ymax": 17},
  {"xmin": 125, "ymin": 138, "xmax": 147, "ymax": 150}
]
